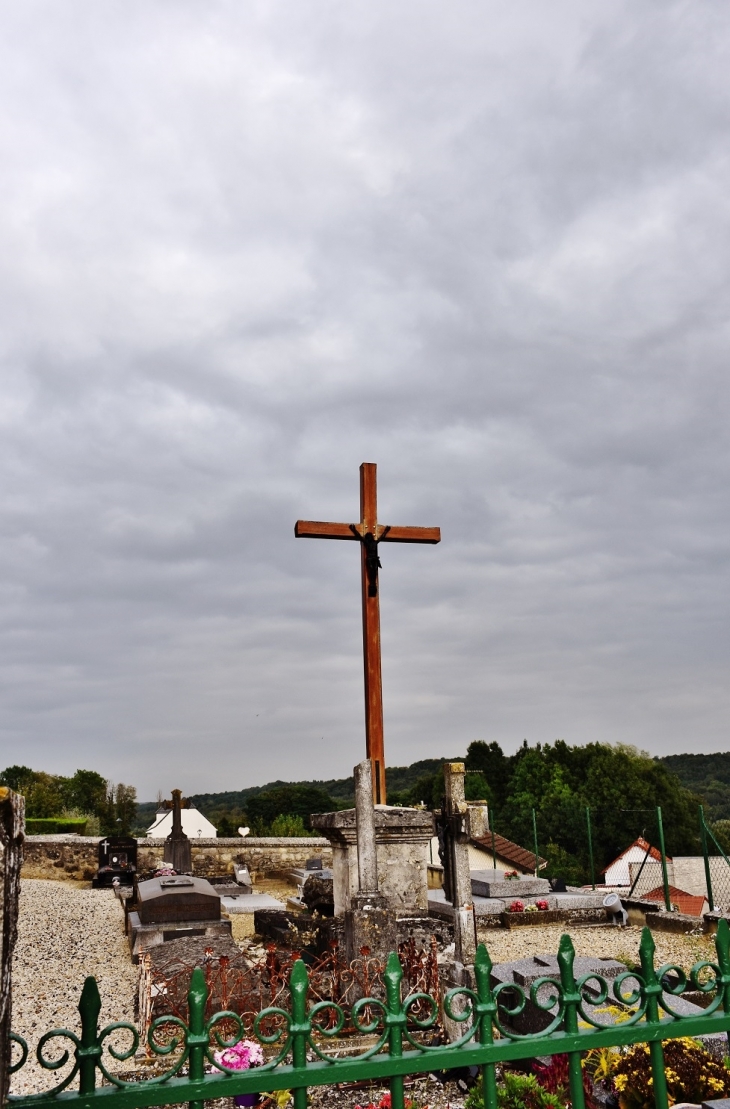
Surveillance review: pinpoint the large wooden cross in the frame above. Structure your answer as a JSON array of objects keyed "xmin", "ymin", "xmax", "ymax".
[{"xmin": 295, "ymin": 463, "xmax": 440, "ymax": 804}]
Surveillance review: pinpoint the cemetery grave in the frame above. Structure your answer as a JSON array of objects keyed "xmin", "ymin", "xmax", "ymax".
[{"xmin": 91, "ymin": 835, "xmax": 137, "ymax": 889}]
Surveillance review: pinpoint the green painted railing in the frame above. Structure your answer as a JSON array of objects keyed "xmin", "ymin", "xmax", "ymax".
[{"xmin": 9, "ymin": 922, "xmax": 730, "ymax": 1109}]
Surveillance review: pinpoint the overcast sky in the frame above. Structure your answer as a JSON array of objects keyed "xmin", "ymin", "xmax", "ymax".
[{"xmin": 0, "ymin": 1, "xmax": 728, "ymax": 799}]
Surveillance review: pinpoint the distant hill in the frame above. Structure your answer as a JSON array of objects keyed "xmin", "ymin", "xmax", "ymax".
[
  {"xmin": 136, "ymin": 756, "xmax": 460, "ymax": 833},
  {"xmin": 659, "ymin": 752, "xmax": 730, "ymax": 821}
]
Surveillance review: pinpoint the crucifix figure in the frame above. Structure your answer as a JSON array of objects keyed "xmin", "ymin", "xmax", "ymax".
[{"xmin": 295, "ymin": 463, "xmax": 440, "ymax": 804}]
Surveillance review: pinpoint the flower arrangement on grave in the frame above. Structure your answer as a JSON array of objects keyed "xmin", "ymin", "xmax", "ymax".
[
  {"xmin": 535, "ymin": 899, "xmax": 549, "ymax": 911},
  {"xmin": 507, "ymin": 899, "xmax": 525, "ymax": 912},
  {"xmin": 213, "ymin": 1038, "xmax": 265, "ymax": 1107},
  {"xmin": 524, "ymin": 904, "xmax": 538, "ymax": 912},
  {"xmin": 504, "ymin": 870, "xmax": 519, "ymax": 879},
  {"xmin": 612, "ymin": 1037, "xmax": 730, "ymax": 1109},
  {"xmin": 355, "ymin": 1093, "xmax": 422, "ymax": 1109}
]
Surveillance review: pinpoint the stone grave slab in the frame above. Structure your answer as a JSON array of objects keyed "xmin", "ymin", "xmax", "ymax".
[
  {"xmin": 220, "ymin": 892, "xmax": 286, "ymax": 914},
  {"xmin": 289, "ymin": 867, "xmax": 333, "ymax": 884},
  {"xmin": 471, "ymin": 871, "xmax": 551, "ymax": 898},
  {"xmin": 553, "ymin": 891, "xmax": 607, "ymax": 909},
  {"xmin": 490, "ymin": 955, "xmax": 726, "ymax": 1056}
]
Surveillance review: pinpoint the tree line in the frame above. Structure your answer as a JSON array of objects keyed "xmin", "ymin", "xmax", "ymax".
[
  {"xmin": 0, "ymin": 765, "xmax": 137, "ymax": 835},
  {"xmin": 459, "ymin": 740, "xmax": 703, "ymax": 884}
]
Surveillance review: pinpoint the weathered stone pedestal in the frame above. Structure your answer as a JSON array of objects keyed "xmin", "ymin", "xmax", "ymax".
[
  {"xmin": 345, "ymin": 892, "xmax": 397, "ymax": 962},
  {"xmin": 311, "ymin": 806, "xmax": 435, "ymax": 917}
]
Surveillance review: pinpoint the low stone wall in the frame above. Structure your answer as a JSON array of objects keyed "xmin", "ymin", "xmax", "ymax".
[
  {"xmin": 21, "ymin": 836, "xmax": 332, "ymax": 883},
  {"xmin": 645, "ymin": 910, "xmax": 704, "ymax": 935}
]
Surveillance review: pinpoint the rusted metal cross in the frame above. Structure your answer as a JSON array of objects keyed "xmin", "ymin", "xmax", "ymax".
[{"xmin": 295, "ymin": 463, "xmax": 440, "ymax": 804}]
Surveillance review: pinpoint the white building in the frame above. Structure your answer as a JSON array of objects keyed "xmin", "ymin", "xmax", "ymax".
[
  {"xmin": 602, "ymin": 836, "xmax": 667, "ymax": 887},
  {"xmin": 146, "ymin": 807, "xmax": 217, "ymax": 839}
]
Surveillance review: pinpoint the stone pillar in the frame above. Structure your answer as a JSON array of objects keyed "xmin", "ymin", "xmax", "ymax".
[
  {"xmin": 443, "ymin": 762, "xmax": 476, "ymax": 979},
  {"xmin": 344, "ymin": 760, "xmax": 395, "ymax": 964},
  {"xmin": 0, "ymin": 788, "xmax": 24, "ymax": 1103},
  {"xmin": 354, "ymin": 760, "xmax": 378, "ymax": 893}
]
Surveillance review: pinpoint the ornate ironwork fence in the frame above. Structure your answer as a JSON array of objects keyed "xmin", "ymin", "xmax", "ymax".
[
  {"xmin": 138, "ymin": 938, "xmax": 441, "ymax": 1039},
  {"xmin": 10, "ymin": 923, "xmax": 730, "ymax": 1109}
]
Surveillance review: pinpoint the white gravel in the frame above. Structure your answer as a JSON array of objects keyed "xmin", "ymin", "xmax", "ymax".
[
  {"xmin": 10, "ymin": 878, "xmax": 139, "ymax": 1095},
  {"xmin": 476, "ymin": 921, "xmax": 716, "ymax": 970}
]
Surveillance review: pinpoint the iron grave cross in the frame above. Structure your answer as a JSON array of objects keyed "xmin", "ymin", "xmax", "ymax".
[{"xmin": 295, "ymin": 463, "xmax": 440, "ymax": 804}]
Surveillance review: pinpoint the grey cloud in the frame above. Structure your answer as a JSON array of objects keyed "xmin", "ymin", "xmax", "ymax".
[{"xmin": 0, "ymin": 1, "xmax": 728, "ymax": 794}]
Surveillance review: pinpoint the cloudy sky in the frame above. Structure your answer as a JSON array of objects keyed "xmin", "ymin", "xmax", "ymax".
[{"xmin": 1, "ymin": 1, "xmax": 728, "ymax": 799}]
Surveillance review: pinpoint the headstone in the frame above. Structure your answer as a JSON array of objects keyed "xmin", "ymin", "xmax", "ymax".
[
  {"xmin": 0, "ymin": 788, "xmax": 24, "ymax": 1104},
  {"xmin": 163, "ymin": 788, "xmax": 192, "ymax": 874},
  {"xmin": 92, "ymin": 835, "xmax": 137, "ymax": 888}
]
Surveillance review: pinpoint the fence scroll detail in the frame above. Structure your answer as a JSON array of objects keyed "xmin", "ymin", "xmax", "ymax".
[{"xmin": 9, "ymin": 922, "xmax": 730, "ymax": 1109}]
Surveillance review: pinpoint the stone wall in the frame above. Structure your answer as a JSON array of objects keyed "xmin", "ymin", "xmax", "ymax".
[{"xmin": 21, "ymin": 836, "xmax": 332, "ymax": 883}]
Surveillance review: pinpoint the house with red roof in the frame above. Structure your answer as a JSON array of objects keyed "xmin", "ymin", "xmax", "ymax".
[
  {"xmin": 602, "ymin": 836, "xmax": 667, "ymax": 887},
  {"xmin": 642, "ymin": 885, "xmax": 709, "ymax": 917}
]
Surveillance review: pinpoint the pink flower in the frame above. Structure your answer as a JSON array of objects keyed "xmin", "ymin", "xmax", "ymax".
[
  {"xmin": 508, "ymin": 899, "xmax": 525, "ymax": 912},
  {"xmin": 213, "ymin": 1039, "xmax": 264, "ymax": 1071},
  {"xmin": 535, "ymin": 899, "xmax": 549, "ymax": 911}
]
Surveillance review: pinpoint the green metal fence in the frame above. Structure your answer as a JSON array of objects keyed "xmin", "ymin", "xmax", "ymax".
[{"xmin": 9, "ymin": 922, "xmax": 730, "ymax": 1109}]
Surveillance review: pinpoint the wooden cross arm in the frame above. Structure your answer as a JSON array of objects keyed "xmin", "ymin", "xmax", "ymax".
[
  {"xmin": 380, "ymin": 525, "xmax": 440, "ymax": 544},
  {"xmin": 295, "ymin": 520, "xmax": 440, "ymax": 543},
  {"xmin": 295, "ymin": 520, "xmax": 358, "ymax": 540}
]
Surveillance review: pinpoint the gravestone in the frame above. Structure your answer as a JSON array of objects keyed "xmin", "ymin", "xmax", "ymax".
[
  {"xmin": 162, "ymin": 789, "xmax": 192, "ymax": 874},
  {"xmin": 92, "ymin": 835, "xmax": 137, "ymax": 888}
]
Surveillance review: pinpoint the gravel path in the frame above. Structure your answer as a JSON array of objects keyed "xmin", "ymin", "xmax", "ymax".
[
  {"xmin": 10, "ymin": 878, "xmax": 138, "ymax": 1095},
  {"xmin": 476, "ymin": 922, "xmax": 715, "ymax": 970}
]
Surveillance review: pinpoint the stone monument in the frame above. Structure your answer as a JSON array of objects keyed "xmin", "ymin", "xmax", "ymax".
[
  {"xmin": 162, "ymin": 789, "xmax": 192, "ymax": 874},
  {"xmin": 343, "ymin": 759, "xmax": 396, "ymax": 962},
  {"xmin": 312, "ymin": 790, "xmax": 434, "ymax": 918}
]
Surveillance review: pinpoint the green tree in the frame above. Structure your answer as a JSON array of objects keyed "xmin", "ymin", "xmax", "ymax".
[
  {"xmin": 710, "ymin": 820, "xmax": 730, "ymax": 855},
  {"xmin": 464, "ymin": 771, "xmax": 490, "ymax": 801},
  {"xmin": 100, "ymin": 781, "xmax": 138, "ymax": 835},
  {"xmin": 464, "ymin": 742, "xmax": 511, "ymax": 818},
  {"xmin": 66, "ymin": 769, "xmax": 107, "ymax": 817},
  {"xmin": 246, "ymin": 784, "xmax": 336, "ymax": 831},
  {"xmin": 408, "ymin": 771, "xmax": 442, "ymax": 809},
  {"xmin": 0, "ymin": 766, "xmax": 35, "ymax": 792},
  {"xmin": 269, "ymin": 813, "xmax": 308, "ymax": 836},
  {"xmin": 23, "ymin": 772, "xmax": 68, "ymax": 818}
]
